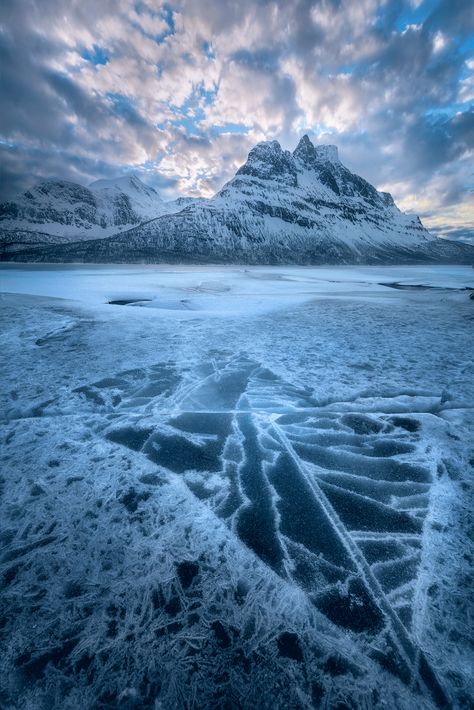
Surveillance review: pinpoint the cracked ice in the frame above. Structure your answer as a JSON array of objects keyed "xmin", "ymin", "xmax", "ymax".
[{"xmin": 0, "ymin": 264, "xmax": 473, "ymax": 709}]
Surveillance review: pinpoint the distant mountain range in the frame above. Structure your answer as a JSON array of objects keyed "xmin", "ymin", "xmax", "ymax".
[
  {"xmin": 0, "ymin": 175, "xmax": 198, "ymax": 250},
  {"xmin": 2, "ymin": 136, "xmax": 473, "ymax": 264}
]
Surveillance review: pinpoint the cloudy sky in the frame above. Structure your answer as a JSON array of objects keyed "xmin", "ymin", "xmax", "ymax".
[{"xmin": 1, "ymin": 0, "xmax": 473, "ymax": 241}]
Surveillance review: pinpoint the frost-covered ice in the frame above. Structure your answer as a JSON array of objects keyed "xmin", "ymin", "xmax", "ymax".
[{"xmin": 0, "ymin": 265, "xmax": 473, "ymax": 709}]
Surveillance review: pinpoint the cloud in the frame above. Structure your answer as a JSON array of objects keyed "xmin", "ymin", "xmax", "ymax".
[{"xmin": 0, "ymin": 0, "xmax": 473, "ymax": 239}]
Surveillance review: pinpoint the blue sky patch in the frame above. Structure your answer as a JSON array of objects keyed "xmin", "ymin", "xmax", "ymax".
[{"xmin": 81, "ymin": 45, "xmax": 109, "ymax": 66}]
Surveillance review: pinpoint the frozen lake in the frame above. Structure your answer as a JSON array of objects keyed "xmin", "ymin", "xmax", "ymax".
[
  {"xmin": 1, "ymin": 263, "xmax": 473, "ymax": 314},
  {"xmin": 1, "ymin": 264, "xmax": 473, "ymax": 709}
]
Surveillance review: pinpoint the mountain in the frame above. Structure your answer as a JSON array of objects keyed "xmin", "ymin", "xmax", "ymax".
[
  {"xmin": 0, "ymin": 175, "xmax": 199, "ymax": 255},
  {"xmin": 88, "ymin": 175, "xmax": 167, "ymax": 224},
  {"xmin": 3, "ymin": 136, "xmax": 473, "ymax": 264}
]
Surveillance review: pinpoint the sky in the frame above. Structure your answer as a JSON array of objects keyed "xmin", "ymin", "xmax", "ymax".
[{"xmin": 0, "ymin": 0, "xmax": 473, "ymax": 242}]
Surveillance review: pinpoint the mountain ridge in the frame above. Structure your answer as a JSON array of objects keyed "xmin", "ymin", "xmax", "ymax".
[
  {"xmin": 0, "ymin": 175, "xmax": 199, "ymax": 253},
  {"xmin": 2, "ymin": 135, "xmax": 473, "ymax": 264}
]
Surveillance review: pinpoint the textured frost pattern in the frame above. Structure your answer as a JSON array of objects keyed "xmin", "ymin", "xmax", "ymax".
[
  {"xmin": 97, "ymin": 357, "xmax": 452, "ymax": 705},
  {"xmin": 1, "ymin": 273, "xmax": 473, "ymax": 710},
  {"xmin": 5, "ymin": 355, "xmax": 455, "ymax": 707}
]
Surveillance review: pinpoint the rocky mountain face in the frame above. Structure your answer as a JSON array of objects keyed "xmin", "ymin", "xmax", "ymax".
[
  {"xmin": 0, "ymin": 175, "xmax": 198, "ymax": 254},
  {"xmin": 2, "ymin": 136, "xmax": 473, "ymax": 263}
]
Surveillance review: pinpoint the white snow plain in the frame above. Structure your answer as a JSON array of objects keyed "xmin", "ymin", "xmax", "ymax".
[{"xmin": 0, "ymin": 264, "xmax": 473, "ymax": 709}]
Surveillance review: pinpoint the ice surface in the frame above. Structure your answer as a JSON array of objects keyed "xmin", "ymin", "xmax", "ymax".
[
  {"xmin": 0, "ymin": 264, "xmax": 473, "ymax": 709},
  {"xmin": 1, "ymin": 263, "xmax": 473, "ymax": 315}
]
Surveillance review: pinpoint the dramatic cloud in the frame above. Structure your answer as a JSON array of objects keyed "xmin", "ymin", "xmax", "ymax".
[{"xmin": 0, "ymin": 0, "xmax": 473, "ymax": 239}]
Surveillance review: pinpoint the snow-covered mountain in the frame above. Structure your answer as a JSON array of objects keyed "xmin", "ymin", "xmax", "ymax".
[
  {"xmin": 89, "ymin": 175, "xmax": 167, "ymax": 225},
  {"xmin": 3, "ymin": 136, "xmax": 474, "ymax": 263},
  {"xmin": 0, "ymin": 175, "xmax": 199, "ymax": 254}
]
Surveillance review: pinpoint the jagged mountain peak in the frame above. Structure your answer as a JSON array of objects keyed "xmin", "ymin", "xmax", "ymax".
[
  {"xmin": 235, "ymin": 139, "xmax": 296, "ymax": 186},
  {"xmin": 293, "ymin": 135, "xmax": 340, "ymax": 166},
  {"xmin": 242, "ymin": 135, "xmax": 342, "ymax": 174},
  {"xmin": 238, "ymin": 135, "xmax": 343, "ymax": 186},
  {"xmin": 230, "ymin": 135, "xmax": 385, "ymax": 205},
  {"xmin": 296, "ymin": 133, "xmax": 313, "ymax": 148},
  {"xmin": 241, "ymin": 139, "xmax": 289, "ymax": 165},
  {"xmin": 251, "ymin": 139, "xmax": 283, "ymax": 153},
  {"xmin": 293, "ymin": 134, "xmax": 317, "ymax": 164}
]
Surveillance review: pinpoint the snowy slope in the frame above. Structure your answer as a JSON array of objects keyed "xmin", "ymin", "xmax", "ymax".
[
  {"xmin": 89, "ymin": 175, "xmax": 166, "ymax": 224},
  {"xmin": 3, "ymin": 135, "xmax": 474, "ymax": 263},
  {"xmin": 0, "ymin": 175, "xmax": 200, "ymax": 254}
]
